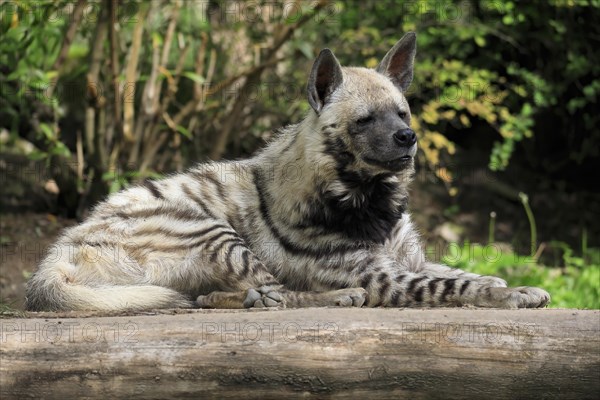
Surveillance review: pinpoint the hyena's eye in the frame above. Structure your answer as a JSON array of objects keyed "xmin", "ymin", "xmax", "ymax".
[
  {"xmin": 398, "ymin": 111, "xmax": 408, "ymax": 119},
  {"xmin": 356, "ymin": 115, "xmax": 374, "ymax": 125}
]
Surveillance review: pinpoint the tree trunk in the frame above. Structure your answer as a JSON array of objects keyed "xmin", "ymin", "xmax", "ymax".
[{"xmin": 1, "ymin": 308, "xmax": 598, "ymax": 399}]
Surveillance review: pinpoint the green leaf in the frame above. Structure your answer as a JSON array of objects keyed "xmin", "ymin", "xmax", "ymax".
[
  {"xmin": 152, "ymin": 32, "xmax": 163, "ymax": 47},
  {"xmin": 474, "ymin": 36, "xmax": 486, "ymax": 47},
  {"xmin": 102, "ymin": 171, "xmax": 119, "ymax": 182},
  {"xmin": 50, "ymin": 141, "xmax": 71, "ymax": 157},
  {"xmin": 182, "ymin": 72, "xmax": 205, "ymax": 84},
  {"xmin": 27, "ymin": 150, "xmax": 48, "ymax": 161},
  {"xmin": 502, "ymin": 15, "xmax": 514, "ymax": 25},
  {"xmin": 4, "ymin": 26, "xmax": 27, "ymax": 42},
  {"xmin": 296, "ymin": 42, "xmax": 314, "ymax": 59},
  {"xmin": 39, "ymin": 123, "xmax": 55, "ymax": 140},
  {"xmin": 176, "ymin": 125, "xmax": 192, "ymax": 139},
  {"xmin": 109, "ymin": 179, "xmax": 123, "ymax": 194}
]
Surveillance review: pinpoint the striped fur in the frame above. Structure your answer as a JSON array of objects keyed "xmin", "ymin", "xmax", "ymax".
[{"xmin": 25, "ymin": 33, "xmax": 550, "ymax": 311}]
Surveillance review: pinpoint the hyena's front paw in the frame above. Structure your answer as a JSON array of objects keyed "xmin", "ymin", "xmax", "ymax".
[
  {"xmin": 243, "ymin": 286, "xmax": 285, "ymax": 308},
  {"xmin": 489, "ymin": 286, "xmax": 550, "ymax": 308},
  {"xmin": 330, "ymin": 288, "xmax": 367, "ymax": 307}
]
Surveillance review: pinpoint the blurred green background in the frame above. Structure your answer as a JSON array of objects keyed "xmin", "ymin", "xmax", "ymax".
[{"xmin": 0, "ymin": 0, "xmax": 598, "ymax": 309}]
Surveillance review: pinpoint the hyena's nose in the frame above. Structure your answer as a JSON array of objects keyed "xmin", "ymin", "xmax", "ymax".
[{"xmin": 393, "ymin": 129, "xmax": 417, "ymax": 147}]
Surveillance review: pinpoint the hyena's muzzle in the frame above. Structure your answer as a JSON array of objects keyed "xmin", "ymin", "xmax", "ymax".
[{"xmin": 353, "ymin": 109, "xmax": 418, "ymax": 172}]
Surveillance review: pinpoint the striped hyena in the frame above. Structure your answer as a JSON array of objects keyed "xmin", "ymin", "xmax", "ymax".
[{"xmin": 25, "ymin": 33, "xmax": 550, "ymax": 311}]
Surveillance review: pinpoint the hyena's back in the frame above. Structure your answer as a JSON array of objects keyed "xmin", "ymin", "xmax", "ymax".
[{"xmin": 25, "ymin": 170, "xmax": 246, "ymax": 311}]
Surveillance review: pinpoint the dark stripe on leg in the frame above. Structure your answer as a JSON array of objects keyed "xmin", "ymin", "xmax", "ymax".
[
  {"xmin": 378, "ymin": 272, "xmax": 389, "ymax": 283},
  {"xmin": 210, "ymin": 238, "xmax": 244, "ymax": 263},
  {"xmin": 224, "ymin": 243, "xmax": 246, "ymax": 273},
  {"xmin": 407, "ymin": 276, "xmax": 427, "ymax": 294},
  {"xmin": 355, "ymin": 256, "xmax": 374, "ymax": 274},
  {"xmin": 251, "ymin": 259, "xmax": 269, "ymax": 275},
  {"xmin": 361, "ymin": 273, "xmax": 374, "ymax": 289},
  {"xmin": 203, "ymin": 230, "xmax": 239, "ymax": 250},
  {"xmin": 391, "ymin": 290, "xmax": 401, "ymax": 306},
  {"xmin": 414, "ymin": 287, "xmax": 424, "ymax": 303},
  {"xmin": 459, "ymin": 280, "xmax": 471, "ymax": 296},
  {"xmin": 239, "ymin": 250, "xmax": 251, "ymax": 277},
  {"xmin": 441, "ymin": 279, "xmax": 458, "ymax": 302},
  {"xmin": 378, "ymin": 280, "xmax": 391, "ymax": 299},
  {"xmin": 428, "ymin": 278, "xmax": 443, "ymax": 295}
]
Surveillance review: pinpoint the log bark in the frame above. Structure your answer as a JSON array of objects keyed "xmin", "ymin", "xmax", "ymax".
[{"xmin": 0, "ymin": 308, "xmax": 598, "ymax": 399}]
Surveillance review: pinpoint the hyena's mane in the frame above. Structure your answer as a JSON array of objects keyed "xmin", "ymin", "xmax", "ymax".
[
  {"xmin": 312, "ymin": 174, "xmax": 407, "ymax": 243},
  {"xmin": 298, "ymin": 125, "xmax": 410, "ymax": 244}
]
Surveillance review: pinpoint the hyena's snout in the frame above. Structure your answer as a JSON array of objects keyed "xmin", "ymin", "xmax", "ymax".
[
  {"xmin": 393, "ymin": 128, "xmax": 416, "ymax": 148},
  {"xmin": 360, "ymin": 112, "xmax": 418, "ymax": 172}
]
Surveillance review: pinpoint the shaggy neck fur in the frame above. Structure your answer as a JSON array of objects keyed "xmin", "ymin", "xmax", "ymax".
[{"xmin": 257, "ymin": 113, "xmax": 412, "ymax": 244}]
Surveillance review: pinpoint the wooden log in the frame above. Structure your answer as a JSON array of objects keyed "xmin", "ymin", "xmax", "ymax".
[{"xmin": 1, "ymin": 308, "xmax": 598, "ymax": 399}]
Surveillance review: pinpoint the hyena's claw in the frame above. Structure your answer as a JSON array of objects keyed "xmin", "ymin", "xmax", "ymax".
[
  {"xmin": 243, "ymin": 286, "xmax": 285, "ymax": 309},
  {"xmin": 195, "ymin": 295, "xmax": 210, "ymax": 308},
  {"xmin": 490, "ymin": 286, "xmax": 551, "ymax": 308},
  {"xmin": 333, "ymin": 288, "xmax": 367, "ymax": 307},
  {"xmin": 242, "ymin": 288, "xmax": 261, "ymax": 308},
  {"xmin": 514, "ymin": 286, "xmax": 551, "ymax": 308}
]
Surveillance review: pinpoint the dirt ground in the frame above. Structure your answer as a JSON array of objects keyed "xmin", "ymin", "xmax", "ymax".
[{"xmin": 0, "ymin": 213, "xmax": 76, "ymax": 309}]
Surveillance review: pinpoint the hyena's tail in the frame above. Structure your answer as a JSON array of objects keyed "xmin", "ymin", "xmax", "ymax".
[{"xmin": 25, "ymin": 261, "xmax": 193, "ymax": 312}]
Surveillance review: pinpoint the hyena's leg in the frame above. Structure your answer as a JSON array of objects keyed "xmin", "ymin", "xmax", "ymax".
[
  {"xmin": 360, "ymin": 268, "xmax": 549, "ymax": 308},
  {"xmin": 419, "ymin": 262, "xmax": 508, "ymax": 288},
  {"xmin": 197, "ymin": 286, "xmax": 367, "ymax": 309},
  {"xmin": 195, "ymin": 239, "xmax": 366, "ymax": 309},
  {"xmin": 192, "ymin": 236, "xmax": 284, "ymax": 308}
]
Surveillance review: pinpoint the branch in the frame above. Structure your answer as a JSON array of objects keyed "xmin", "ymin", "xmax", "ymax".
[
  {"xmin": 51, "ymin": 0, "xmax": 87, "ymax": 71},
  {"xmin": 208, "ymin": 0, "xmax": 328, "ymax": 160},
  {"xmin": 137, "ymin": 36, "xmax": 212, "ymax": 173},
  {"xmin": 85, "ymin": 5, "xmax": 108, "ymax": 160},
  {"xmin": 157, "ymin": 36, "xmax": 192, "ymax": 123},
  {"xmin": 123, "ymin": 3, "xmax": 149, "ymax": 142},
  {"xmin": 128, "ymin": 2, "xmax": 160, "ymax": 166},
  {"xmin": 151, "ymin": 0, "xmax": 182, "ymax": 112},
  {"xmin": 107, "ymin": 0, "xmax": 121, "ymax": 167},
  {"xmin": 170, "ymin": 52, "xmax": 285, "ymax": 136}
]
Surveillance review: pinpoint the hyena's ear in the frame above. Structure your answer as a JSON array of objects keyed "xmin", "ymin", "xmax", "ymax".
[
  {"xmin": 307, "ymin": 49, "xmax": 343, "ymax": 113},
  {"xmin": 376, "ymin": 32, "xmax": 417, "ymax": 92}
]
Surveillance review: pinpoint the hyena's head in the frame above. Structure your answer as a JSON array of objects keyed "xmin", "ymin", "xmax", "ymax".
[{"xmin": 307, "ymin": 32, "xmax": 417, "ymax": 176}]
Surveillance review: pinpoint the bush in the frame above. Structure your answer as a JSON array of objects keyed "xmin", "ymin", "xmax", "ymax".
[{"xmin": 443, "ymin": 243, "xmax": 600, "ymax": 309}]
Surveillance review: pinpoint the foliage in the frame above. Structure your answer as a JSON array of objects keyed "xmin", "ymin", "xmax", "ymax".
[
  {"xmin": 328, "ymin": 0, "xmax": 599, "ymax": 188},
  {"xmin": 1, "ymin": 0, "xmax": 336, "ymax": 214},
  {"xmin": 1, "ymin": 0, "xmax": 598, "ymax": 207},
  {"xmin": 0, "ymin": 1, "xmax": 597, "ymax": 307},
  {"xmin": 443, "ymin": 243, "xmax": 600, "ymax": 309},
  {"xmin": 0, "ymin": 1, "xmax": 72, "ymax": 159},
  {"xmin": 0, "ymin": 299, "xmax": 24, "ymax": 317}
]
